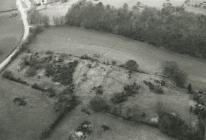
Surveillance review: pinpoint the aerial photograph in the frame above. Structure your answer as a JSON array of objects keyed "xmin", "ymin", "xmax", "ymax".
[{"xmin": 0, "ymin": 0, "xmax": 206, "ymax": 140}]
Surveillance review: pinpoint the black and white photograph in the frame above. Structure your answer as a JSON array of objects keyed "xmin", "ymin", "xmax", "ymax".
[{"xmin": 0, "ymin": 0, "xmax": 206, "ymax": 140}]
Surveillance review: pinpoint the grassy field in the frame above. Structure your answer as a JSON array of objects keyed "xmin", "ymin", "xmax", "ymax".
[
  {"xmin": 0, "ymin": 77, "xmax": 56, "ymax": 140},
  {"xmin": 0, "ymin": 1, "xmax": 42, "ymax": 140},
  {"xmin": 46, "ymin": 106, "xmax": 175, "ymax": 140},
  {"xmin": 29, "ymin": 26, "xmax": 206, "ymax": 89},
  {"xmin": 0, "ymin": 0, "xmax": 16, "ymax": 11},
  {"xmin": 0, "ymin": 13, "xmax": 23, "ymax": 63}
]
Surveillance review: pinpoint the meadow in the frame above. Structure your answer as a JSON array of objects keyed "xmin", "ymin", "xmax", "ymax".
[
  {"xmin": 0, "ymin": 0, "xmax": 16, "ymax": 11},
  {"xmin": 0, "ymin": 77, "xmax": 56, "ymax": 140},
  {"xmin": 0, "ymin": 13, "xmax": 23, "ymax": 63}
]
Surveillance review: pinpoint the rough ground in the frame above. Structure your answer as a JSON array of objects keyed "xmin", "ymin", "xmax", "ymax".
[{"xmin": 3, "ymin": 51, "xmax": 199, "ymax": 140}]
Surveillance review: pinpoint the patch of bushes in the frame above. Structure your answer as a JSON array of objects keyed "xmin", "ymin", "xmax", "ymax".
[
  {"xmin": 89, "ymin": 96, "xmax": 109, "ymax": 112},
  {"xmin": 31, "ymin": 83, "xmax": 46, "ymax": 92},
  {"xmin": 192, "ymin": 90, "xmax": 206, "ymax": 119},
  {"xmin": 162, "ymin": 61, "xmax": 187, "ymax": 88},
  {"xmin": 2, "ymin": 70, "xmax": 29, "ymax": 85},
  {"xmin": 121, "ymin": 60, "xmax": 139, "ymax": 72},
  {"xmin": 45, "ymin": 60, "xmax": 79, "ymax": 85},
  {"xmin": 93, "ymin": 85, "xmax": 104, "ymax": 95},
  {"xmin": 13, "ymin": 97, "xmax": 27, "ymax": 106},
  {"xmin": 111, "ymin": 83, "xmax": 140, "ymax": 104},
  {"xmin": 193, "ymin": 104, "xmax": 206, "ymax": 119},
  {"xmin": 144, "ymin": 80, "xmax": 155, "ymax": 89},
  {"xmin": 111, "ymin": 92, "xmax": 127, "ymax": 104},
  {"xmin": 2, "ymin": 70, "xmax": 14, "ymax": 79},
  {"xmin": 31, "ymin": 83, "xmax": 55, "ymax": 95},
  {"xmin": 109, "ymin": 104, "xmax": 147, "ymax": 123},
  {"xmin": 80, "ymin": 54, "xmax": 99, "ymax": 62},
  {"xmin": 27, "ymin": 55, "xmax": 47, "ymax": 69},
  {"xmin": 158, "ymin": 111, "xmax": 205, "ymax": 140},
  {"xmin": 124, "ymin": 83, "xmax": 140, "ymax": 96},
  {"xmin": 144, "ymin": 81, "xmax": 164, "ymax": 94},
  {"xmin": 193, "ymin": 91, "xmax": 206, "ymax": 105},
  {"xmin": 54, "ymin": 91, "xmax": 77, "ymax": 113},
  {"xmin": 47, "ymin": 87, "xmax": 57, "ymax": 98}
]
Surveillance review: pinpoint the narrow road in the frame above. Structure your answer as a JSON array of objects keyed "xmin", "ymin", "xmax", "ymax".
[
  {"xmin": 16, "ymin": 0, "xmax": 31, "ymax": 41},
  {"xmin": 0, "ymin": 0, "xmax": 31, "ymax": 72}
]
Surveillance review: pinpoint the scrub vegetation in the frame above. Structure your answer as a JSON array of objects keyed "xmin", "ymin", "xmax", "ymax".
[{"xmin": 4, "ymin": 51, "xmax": 205, "ymax": 140}]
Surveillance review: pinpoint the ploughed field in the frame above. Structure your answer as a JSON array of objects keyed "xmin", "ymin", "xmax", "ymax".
[{"xmin": 29, "ymin": 26, "xmax": 206, "ymax": 89}]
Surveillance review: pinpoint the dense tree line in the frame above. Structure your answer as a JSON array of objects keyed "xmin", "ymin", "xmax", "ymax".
[
  {"xmin": 28, "ymin": 9, "xmax": 49, "ymax": 26},
  {"xmin": 65, "ymin": 0, "xmax": 206, "ymax": 58}
]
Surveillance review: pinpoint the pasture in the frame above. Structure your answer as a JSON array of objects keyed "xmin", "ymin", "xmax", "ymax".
[
  {"xmin": 0, "ymin": 13, "xmax": 23, "ymax": 63},
  {"xmin": 0, "ymin": 0, "xmax": 16, "ymax": 11},
  {"xmin": 0, "ymin": 78, "xmax": 56, "ymax": 140}
]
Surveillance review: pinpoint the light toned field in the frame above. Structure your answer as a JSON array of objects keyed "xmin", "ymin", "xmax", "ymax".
[
  {"xmin": 0, "ymin": 77, "xmax": 56, "ymax": 140},
  {"xmin": 29, "ymin": 26, "xmax": 206, "ymax": 89},
  {"xmin": 0, "ymin": 13, "xmax": 23, "ymax": 62}
]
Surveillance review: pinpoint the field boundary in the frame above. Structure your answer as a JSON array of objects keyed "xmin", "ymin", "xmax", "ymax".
[{"xmin": 0, "ymin": 8, "xmax": 17, "ymax": 14}]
